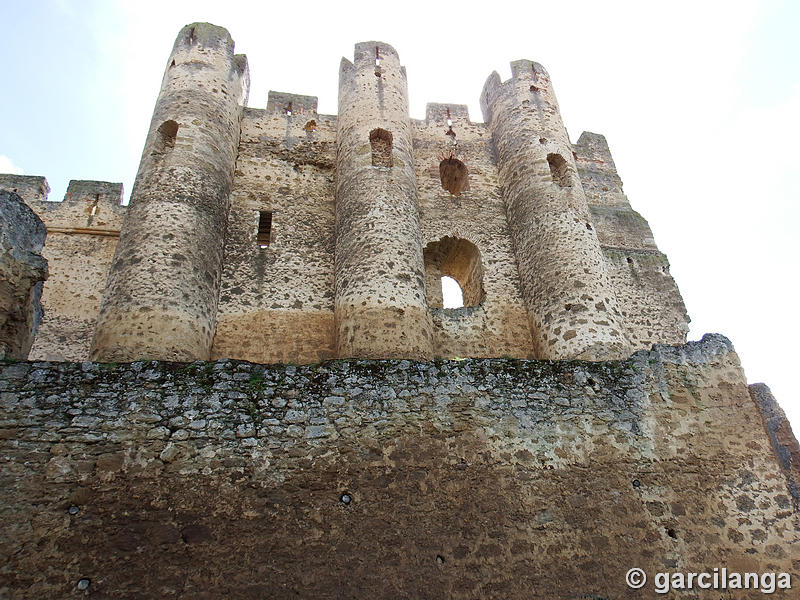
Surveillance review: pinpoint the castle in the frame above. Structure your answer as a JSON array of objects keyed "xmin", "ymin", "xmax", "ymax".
[
  {"xmin": 0, "ymin": 23, "xmax": 797, "ymax": 599},
  {"xmin": 1, "ymin": 22, "xmax": 687, "ymax": 366}
]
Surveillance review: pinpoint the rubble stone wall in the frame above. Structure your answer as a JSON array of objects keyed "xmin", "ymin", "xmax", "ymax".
[
  {"xmin": 0, "ymin": 190, "xmax": 47, "ymax": 360},
  {"xmin": 1, "ymin": 335, "xmax": 797, "ymax": 598}
]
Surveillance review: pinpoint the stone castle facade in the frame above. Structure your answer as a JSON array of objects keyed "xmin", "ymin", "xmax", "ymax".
[
  {"xmin": 2, "ymin": 22, "xmax": 687, "ymax": 366},
  {"xmin": 1, "ymin": 23, "xmax": 797, "ymax": 599}
]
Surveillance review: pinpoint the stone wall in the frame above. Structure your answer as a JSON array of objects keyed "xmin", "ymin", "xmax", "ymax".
[
  {"xmin": 0, "ymin": 31, "xmax": 691, "ymax": 365},
  {"xmin": 1, "ymin": 334, "xmax": 797, "ymax": 598},
  {"xmin": 90, "ymin": 23, "xmax": 250, "ymax": 363},
  {"xmin": 413, "ymin": 104, "xmax": 535, "ymax": 359},
  {"xmin": 574, "ymin": 132, "xmax": 690, "ymax": 350},
  {"xmin": 28, "ymin": 180, "xmax": 125, "ymax": 361},
  {"xmin": 0, "ymin": 190, "xmax": 47, "ymax": 359},
  {"xmin": 0, "ymin": 176, "xmax": 125, "ymax": 362},
  {"xmin": 211, "ymin": 98, "xmax": 337, "ymax": 364}
]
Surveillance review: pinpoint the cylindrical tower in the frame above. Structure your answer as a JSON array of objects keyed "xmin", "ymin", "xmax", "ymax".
[
  {"xmin": 481, "ymin": 60, "xmax": 631, "ymax": 360},
  {"xmin": 334, "ymin": 42, "xmax": 432, "ymax": 359},
  {"xmin": 91, "ymin": 23, "xmax": 249, "ymax": 362}
]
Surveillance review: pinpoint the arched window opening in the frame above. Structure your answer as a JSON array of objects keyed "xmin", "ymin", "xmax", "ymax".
[
  {"xmin": 547, "ymin": 153, "xmax": 570, "ymax": 187},
  {"xmin": 439, "ymin": 157, "xmax": 469, "ymax": 196},
  {"xmin": 423, "ymin": 237, "xmax": 484, "ymax": 309},
  {"xmin": 153, "ymin": 120, "xmax": 179, "ymax": 155},
  {"xmin": 369, "ymin": 128, "xmax": 393, "ymax": 167},
  {"xmin": 441, "ymin": 276, "xmax": 464, "ymax": 308}
]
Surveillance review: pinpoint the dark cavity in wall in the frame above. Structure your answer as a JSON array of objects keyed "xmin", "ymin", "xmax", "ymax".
[
  {"xmin": 439, "ymin": 158, "xmax": 469, "ymax": 196},
  {"xmin": 153, "ymin": 120, "xmax": 179, "ymax": 155},
  {"xmin": 547, "ymin": 153, "xmax": 570, "ymax": 187},
  {"xmin": 369, "ymin": 128, "xmax": 393, "ymax": 167},
  {"xmin": 257, "ymin": 211, "xmax": 272, "ymax": 248}
]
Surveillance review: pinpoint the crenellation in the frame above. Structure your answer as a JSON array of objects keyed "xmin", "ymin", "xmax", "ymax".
[
  {"xmin": 0, "ymin": 174, "xmax": 50, "ymax": 204},
  {"xmin": 424, "ymin": 102, "xmax": 472, "ymax": 124},
  {"xmin": 0, "ymin": 178, "xmax": 125, "ymax": 361},
  {"xmin": 30, "ymin": 180, "xmax": 125, "ymax": 232},
  {"xmin": 1, "ymin": 24, "xmax": 690, "ymax": 364},
  {"xmin": 266, "ymin": 90, "xmax": 318, "ymax": 115},
  {"xmin": 0, "ymin": 24, "xmax": 796, "ymax": 599},
  {"xmin": 574, "ymin": 131, "xmax": 629, "ymax": 207}
]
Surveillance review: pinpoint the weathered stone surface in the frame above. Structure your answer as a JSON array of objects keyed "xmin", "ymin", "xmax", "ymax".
[
  {"xmin": 0, "ymin": 28, "xmax": 692, "ymax": 364},
  {"xmin": 29, "ymin": 180, "xmax": 124, "ymax": 361},
  {"xmin": 335, "ymin": 42, "xmax": 433, "ymax": 360},
  {"xmin": 90, "ymin": 23, "xmax": 250, "ymax": 363},
  {"xmin": 482, "ymin": 63, "xmax": 632, "ymax": 361},
  {"xmin": 0, "ymin": 176, "xmax": 126, "ymax": 362},
  {"xmin": 0, "ymin": 190, "xmax": 47, "ymax": 359},
  {"xmin": 0, "ymin": 335, "xmax": 797, "ymax": 598}
]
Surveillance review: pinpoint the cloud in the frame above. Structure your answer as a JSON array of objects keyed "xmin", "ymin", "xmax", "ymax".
[{"xmin": 0, "ymin": 155, "xmax": 24, "ymax": 175}]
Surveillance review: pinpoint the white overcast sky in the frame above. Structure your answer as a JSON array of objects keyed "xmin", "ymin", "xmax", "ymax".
[{"xmin": 2, "ymin": 0, "xmax": 798, "ymax": 429}]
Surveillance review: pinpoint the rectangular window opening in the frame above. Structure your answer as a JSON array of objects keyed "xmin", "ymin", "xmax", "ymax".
[{"xmin": 257, "ymin": 211, "xmax": 273, "ymax": 248}]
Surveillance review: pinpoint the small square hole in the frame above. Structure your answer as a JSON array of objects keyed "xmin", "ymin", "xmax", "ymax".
[{"xmin": 257, "ymin": 211, "xmax": 272, "ymax": 247}]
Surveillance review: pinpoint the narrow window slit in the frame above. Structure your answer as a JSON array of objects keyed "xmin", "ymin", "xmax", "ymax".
[{"xmin": 257, "ymin": 211, "xmax": 273, "ymax": 248}]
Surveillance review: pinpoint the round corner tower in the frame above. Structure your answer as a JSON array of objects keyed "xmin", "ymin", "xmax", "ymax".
[
  {"xmin": 334, "ymin": 41, "xmax": 433, "ymax": 360},
  {"xmin": 481, "ymin": 60, "xmax": 631, "ymax": 360},
  {"xmin": 91, "ymin": 23, "xmax": 249, "ymax": 362}
]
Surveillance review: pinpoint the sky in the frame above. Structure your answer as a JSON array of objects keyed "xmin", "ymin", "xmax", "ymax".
[{"xmin": 1, "ymin": 0, "xmax": 798, "ymax": 429}]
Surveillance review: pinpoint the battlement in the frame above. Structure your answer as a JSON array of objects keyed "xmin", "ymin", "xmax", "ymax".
[
  {"xmin": 574, "ymin": 131, "xmax": 617, "ymax": 169},
  {"xmin": 163, "ymin": 23, "xmax": 250, "ymax": 112},
  {"xmin": 0, "ymin": 176, "xmax": 125, "ymax": 233},
  {"xmin": 339, "ymin": 40, "xmax": 407, "ymax": 88},
  {"xmin": 168, "ymin": 22, "xmax": 247, "ymax": 80},
  {"xmin": 0, "ymin": 26, "xmax": 796, "ymax": 599},
  {"xmin": 353, "ymin": 40, "xmax": 401, "ymax": 68},
  {"xmin": 174, "ymin": 22, "xmax": 234, "ymax": 52},
  {"xmin": 574, "ymin": 132, "xmax": 630, "ymax": 209},
  {"xmin": 30, "ymin": 180, "xmax": 125, "ymax": 233},
  {"xmin": 1, "ymin": 27, "xmax": 690, "ymax": 365},
  {"xmin": 423, "ymin": 103, "xmax": 472, "ymax": 125},
  {"xmin": 481, "ymin": 60, "xmax": 560, "ymax": 126},
  {"xmin": 266, "ymin": 91, "xmax": 318, "ymax": 116},
  {"xmin": 0, "ymin": 174, "xmax": 50, "ymax": 204}
]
